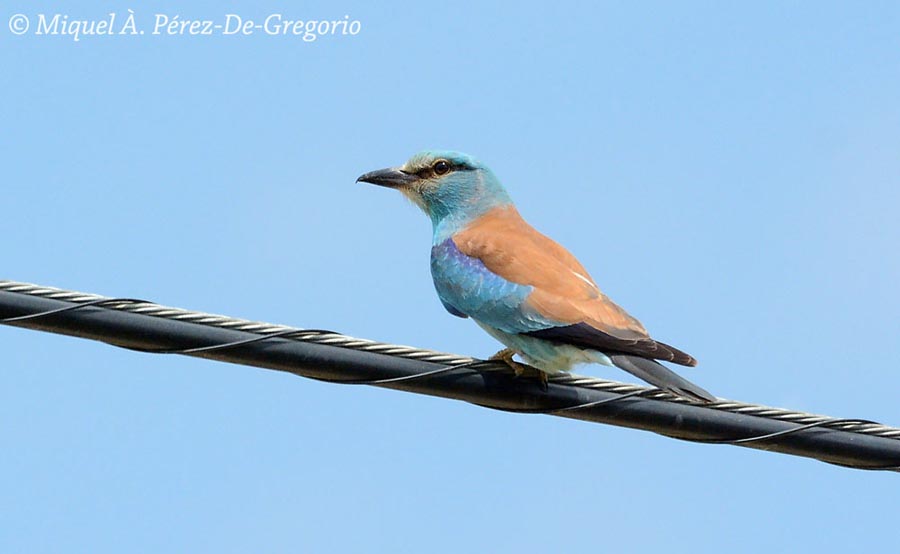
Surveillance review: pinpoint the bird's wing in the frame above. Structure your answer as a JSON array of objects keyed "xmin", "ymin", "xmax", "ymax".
[{"xmin": 453, "ymin": 206, "xmax": 696, "ymax": 366}]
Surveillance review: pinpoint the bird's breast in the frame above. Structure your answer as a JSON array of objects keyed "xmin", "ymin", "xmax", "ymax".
[{"xmin": 429, "ymin": 238, "xmax": 546, "ymax": 332}]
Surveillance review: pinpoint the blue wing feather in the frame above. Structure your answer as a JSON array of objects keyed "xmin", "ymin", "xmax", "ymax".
[
  {"xmin": 439, "ymin": 298, "xmax": 469, "ymax": 318},
  {"xmin": 430, "ymin": 239, "xmax": 555, "ymax": 333}
]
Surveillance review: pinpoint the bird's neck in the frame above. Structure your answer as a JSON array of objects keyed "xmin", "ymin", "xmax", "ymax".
[
  {"xmin": 425, "ymin": 169, "xmax": 514, "ymax": 244},
  {"xmin": 431, "ymin": 199, "xmax": 513, "ymax": 244}
]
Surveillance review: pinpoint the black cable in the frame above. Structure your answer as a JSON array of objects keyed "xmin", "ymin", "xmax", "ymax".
[{"xmin": 2, "ymin": 282, "xmax": 899, "ymax": 472}]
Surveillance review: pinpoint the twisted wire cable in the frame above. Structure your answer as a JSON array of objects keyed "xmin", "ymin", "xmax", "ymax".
[{"xmin": 1, "ymin": 279, "xmax": 898, "ymax": 471}]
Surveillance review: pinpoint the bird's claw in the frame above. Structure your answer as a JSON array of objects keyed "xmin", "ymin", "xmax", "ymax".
[
  {"xmin": 489, "ymin": 348, "xmax": 526, "ymax": 375},
  {"xmin": 489, "ymin": 348, "xmax": 549, "ymax": 391},
  {"xmin": 537, "ymin": 370, "xmax": 549, "ymax": 390}
]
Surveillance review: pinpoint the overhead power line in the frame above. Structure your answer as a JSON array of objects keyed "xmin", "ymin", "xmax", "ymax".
[{"xmin": 1, "ymin": 279, "xmax": 898, "ymax": 472}]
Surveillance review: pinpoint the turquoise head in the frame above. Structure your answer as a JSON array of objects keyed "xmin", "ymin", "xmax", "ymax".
[{"xmin": 357, "ymin": 150, "xmax": 513, "ymax": 240}]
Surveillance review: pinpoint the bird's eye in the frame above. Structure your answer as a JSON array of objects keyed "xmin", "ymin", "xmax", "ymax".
[{"xmin": 433, "ymin": 160, "xmax": 451, "ymax": 175}]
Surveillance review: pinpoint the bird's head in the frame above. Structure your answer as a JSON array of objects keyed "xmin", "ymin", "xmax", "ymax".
[{"xmin": 357, "ymin": 150, "xmax": 512, "ymax": 236}]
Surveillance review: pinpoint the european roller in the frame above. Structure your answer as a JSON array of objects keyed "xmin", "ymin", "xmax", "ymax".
[{"xmin": 358, "ymin": 150, "xmax": 714, "ymax": 402}]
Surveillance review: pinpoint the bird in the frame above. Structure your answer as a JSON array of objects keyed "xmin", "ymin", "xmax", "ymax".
[{"xmin": 357, "ymin": 150, "xmax": 714, "ymax": 402}]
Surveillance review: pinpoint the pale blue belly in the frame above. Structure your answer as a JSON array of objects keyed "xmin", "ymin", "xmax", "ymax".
[{"xmin": 474, "ymin": 320, "xmax": 613, "ymax": 373}]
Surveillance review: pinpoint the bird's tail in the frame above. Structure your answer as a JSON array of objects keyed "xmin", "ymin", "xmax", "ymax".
[{"xmin": 609, "ymin": 354, "xmax": 715, "ymax": 403}]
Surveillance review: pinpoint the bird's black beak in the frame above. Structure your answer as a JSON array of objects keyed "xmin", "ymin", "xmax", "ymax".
[{"xmin": 356, "ymin": 167, "xmax": 418, "ymax": 188}]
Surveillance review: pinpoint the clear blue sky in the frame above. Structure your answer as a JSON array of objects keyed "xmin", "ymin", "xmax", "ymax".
[{"xmin": 3, "ymin": 1, "xmax": 899, "ymax": 552}]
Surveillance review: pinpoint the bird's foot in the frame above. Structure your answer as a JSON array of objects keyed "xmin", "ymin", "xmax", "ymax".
[
  {"xmin": 489, "ymin": 348, "xmax": 527, "ymax": 376},
  {"xmin": 489, "ymin": 348, "xmax": 549, "ymax": 391}
]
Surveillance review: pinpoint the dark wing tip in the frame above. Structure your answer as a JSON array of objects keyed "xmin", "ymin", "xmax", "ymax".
[
  {"xmin": 525, "ymin": 323, "xmax": 699, "ymax": 367},
  {"xmin": 656, "ymin": 341, "xmax": 698, "ymax": 367}
]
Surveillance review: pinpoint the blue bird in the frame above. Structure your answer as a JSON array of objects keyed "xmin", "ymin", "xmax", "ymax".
[{"xmin": 358, "ymin": 150, "xmax": 714, "ymax": 402}]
